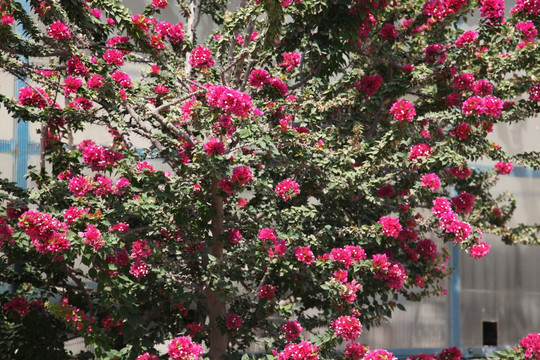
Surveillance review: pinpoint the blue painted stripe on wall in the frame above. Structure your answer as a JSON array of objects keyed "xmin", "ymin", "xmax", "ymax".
[
  {"xmin": 450, "ymin": 244, "xmax": 461, "ymax": 348},
  {"xmin": 472, "ymin": 164, "xmax": 540, "ymax": 178},
  {"xmin": 0, "ymin": 139, "xmax": 15, "ymax": 153},
  {"xmin": 14, "ymin": 0, "xmax": 31, "ymax": 189}
]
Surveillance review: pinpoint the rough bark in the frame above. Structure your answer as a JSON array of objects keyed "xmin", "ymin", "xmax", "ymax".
[{"xmin": 206, "ymin": 177, "xmax": 228, "ymax": 360}]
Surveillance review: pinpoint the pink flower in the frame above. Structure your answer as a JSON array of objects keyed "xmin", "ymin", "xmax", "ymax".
[
  {"xmin": 238, "ymin": 198, "xmax": 247, "ymax": 208},
  {"xmin": 346, "ymin": 245, "xmax": 366, "ymax": 261},
  {"xmin": 516, "ymin": 21, "xmax": 538, "ymax": 41},
  {"xmin": 154, "ymin": 83, "xmax": 170, "ymax": 94},
  {"xmin": 111, "ymin": 70, "xmax": 132, "ymax": 88},
  {"xmin": 130, "ymin": 260, "xmax": 149, "ymax": 279},
  {"xmin": 453, "ymin": 122, "xmax": 471, "ymax": 140},
  {"xmin": 472, "ymin": 79, "xmax": 493, "ymax": 96},
  {"xmin": 275, "ymin": 178, "xmax": 300, "ymax": 201},
  {"xmin": 341, "ymin": 280, "xmax": 362, "ymax": 303},
  {"xmin": 424, "ymin": 43, "xmax": 446, "ymax": 63},
  {"xmin": 330, "ymin": 248, "xmax": 354, "ymax": 268},
  {"xmin": 295, "ymin": 246, "xmax": 315, "ymax": 264},
  {"xmin": 453, "ymin": 73, "xmax": 475, "ymax": 90},
  {"xmin": 445, "ymin": 92, "xmax": 461, "ymax": 107},
  {"xmin": 167, "ymin": 23, "xmax": 185, "ymax": 44},
  {"xmin": 258, "ymin": 228, "xmax": 278, "ymax": 243},
  {"xmin": 62, "ymin": 76, "xmax": 83, "ymax": 96},
  {"xmin": 231, "ymin": 166, "xmax": 253, "ymax": 185},
  {"xmin": 469, "ymin": 241, "xmax": 491, "ymax": 259},
  {"xmin": 439, "ymin": 346, "xmax": 462, "ymax": 360},
  {"xmin": 462, "ymin": 96, "xmax": 485, "ymax": 116},
  {"xmin": 451, "ymin": 191, "xmax": 476, "ymax": 214},
  {"xmin": 249, "ymin": 68, "xmax": 271, "ymax": 88},
  {"xmin": 92, "ymin": 175, "xmax": 113, "ymax": 196},
  {"xmin": 276, "ymin": 341, "xmax": 318, "ymax": 360},
  {"xmin": 206, "ymin": 85, "xmax": 253, "ymax": 118},
  {"xmin": 332, "ymin": 315, "xmax": 362, "ymax": 341},
  {"xmin": 203, "ymin": 137, "xmax": 225, "ymax": 156},
  {"xmin": 529, "ymin": 83, "xmax": 540, "ymax": 102},
  {"xmin": 495, "ymin": 161, "xmax": 513, "ymax": 175},
  {"xmin": 365, "ymin": 349, "xmax": 397, "ymax": 360},
  {"xmin": 2, "ymin": 297, "xmax": 31, "ymax": 317},
  {"xmin": 389, "ymin": 100, "xmax": 416, "ymax": 122},
  {"xmin": 69, "ymin": 175, "xmax": 94, "ymax": 197},
  {"xmin": 103, "ymin": 49, "xmax": 124, "ymax": 66},
  {"xmin": 402, "ymin": 64, "xmax": 414, "ymax": 72},
  {"xmin": 449, "ymin": 165, "xmax": 472, "ymax": 179},
  {"xmin": 269, "ymin": 77, "xmax": 289, "ymax": 97},
  {"xmin": 383, "ymin": 261, "xmax": 408, "ymax": 290},
  {"xmin": 106, "ymin": 35, "xmax": 130, "ymax": 48},
  {"xmin": 479, "ymin": 0, "xmax": 505, "ymax": 19},
  {"xmin": 226, "ymin": 313, "xmax": 242, "ymax": 330},
  {"xmin": 345, "ymin": 343, "xmax": 369, "ymax": 360},
  {"xmin": 132, "ymin": 14, "xmax": 154, "ymax": 32},
  {"xmin": 152, "ymin": 0, "xmax": 168, "ymax": 9},
  {"xmin": 90, "ymin": 8, "xmax": 102, "ymax": 19},
  {"xmin": 269, "ymin": 240, "xmax": 288, "ymax": 258},
  {"xmin": 420, "ymin": 173, "xmax": 441, "ymax": 190},
  {"xmin": 512, "ymin": 0, "xmax": 540, "ymax": 15},
  {"xmin": 279, "ymin": 52, "xmax": 301, "ymax": 71},
  {"xmin": 109, "ymin": 222, "xmax": 130, "ymax": 233},
  {"xmin": 417, "ymin": 238, "xmax": 439, "ymax": 261},
  {"xmin": 185, "ymin": 322, "xmax": 204, "ymax": 337},
  {"xmin": 378, "ymin": 216, "xmax": 402, "ymax": 238},
  {"xmin": 189, "ymin": 46, "xmax": 214, "ymax": 69},
  {"xmin": 380, "ymin": 23, "xmax": 398, "ymax": 40},
  {"xmin": 217, "ymin": 177, "xmax": 234, "ymax": 195},
  {"xmin": 455, "ymin": 30, "xmax": 478, "ymax": 47},
  {"xmin": 136, "ymin": 353, "xmax": 159, "ymax": 360},
  {"xmin": 66, "ymin": 56, "xmax": 89, "ymax": 76},
  {"xmin": 443, "ymin": 217, "xmax": 473, "ymax": 242},
  {"xmin": 168, "ymin": 336, "xmax": 204, "ymax": 360},
  {"xmin": 372, "ymin": 253, "xmax": 389, "ymax": 270},
  {"xmin": 432, "ymin": 197, "xmax": 452, "ymax": 217},
  {"xmin": 333, "ymin": 269, "xmax": 348, "ymax": 283},
  {"xmin": 47, "ymin": 20, "xmax": 71, "ymax": 40},
  {"xmin": 18, "ymin": 86, "xmax": 51, "ymax": 108},
  {"xmin": 131, "ymin": 239, "xmax": 152, "ymax": 260},
  {"xmin": 355, "ymin": 74, "xmax": 383, "ymax": 97},
  {"xmin": 83, "ymin": 224, "xmax": 104, "ymax": 251},
  {"xmin": 228, "ymin": 228, "xmax": 242, "ymax": 244},
  {"xmin": 409, "ymin": 143, "xmax": 432, "ymax": 162},
  {"xmin": 87, "ymin": 74, "xmax": 105, "ymax": 89},
  {"xmin": 519, "ymin": 333, "xmax": 540, "ymax": 359},
  {"xmin": 281, "ymin": 320, "xmax": 303, "ymax": 341},
  {"xmin": 2, "ymin": 13, "xmax": 14, "ymax": 25},
  {"xmin": 483, "ymin": 96, "xmax": 503, "ymax": 117},
  {"xmin": 136, "ymin": 161, "xmax": 155, "ymax": 173},
  {"xmin": 258, "ymin": 284, "xmax": 276, "ymax": 300},
  {"xmin": 376, "ymin": 183, "xmax": 395, "ymax": 198}
]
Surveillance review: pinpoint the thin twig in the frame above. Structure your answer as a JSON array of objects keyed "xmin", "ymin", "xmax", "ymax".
[
  {"xmin": 125, "ymin": 105, "xmax": 166, "ymax": 152},
  {"xmin": 145, "ymin": 103, "xmax": 196, "ymax": 147},
  {"xmin": 233, "ymin": 20, "xmax": 256, "ymax": 86},
  {"xmin": 221, "ymin": 52, "xmax": 249, "ymax": 85},
  {"xmin": 366, "ymin": 110, "xmax": 382, "ymax": 137},
  {"xmin": 165, "ymin": 272, "xmax": 204, "ymax": 292},
  {"xmin": 63, "ymin": 266, "xmax": 94, "ymax": 319},
  {"xmin": 150, "ymin": 90, "xmax": 204, "ymax": 115}
]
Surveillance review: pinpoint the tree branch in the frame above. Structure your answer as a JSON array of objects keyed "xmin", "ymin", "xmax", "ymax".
[
  {"xmin": 125, "ymin": 105, "xmax": 166, "ymax": 152},
  {"xmin": 145, "ymin": 103, "xmax": 196, "ymax": 148}
]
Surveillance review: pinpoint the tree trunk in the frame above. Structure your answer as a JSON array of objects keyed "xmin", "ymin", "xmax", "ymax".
[{"xmin": 206, "ymin": 178, "xmax": 228, "ymax": 360}]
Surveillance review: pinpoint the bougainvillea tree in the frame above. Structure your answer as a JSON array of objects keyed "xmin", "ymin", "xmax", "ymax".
[{"xmin": 1, "ymin": 0, "xmax": 540, "ymax": 359}]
